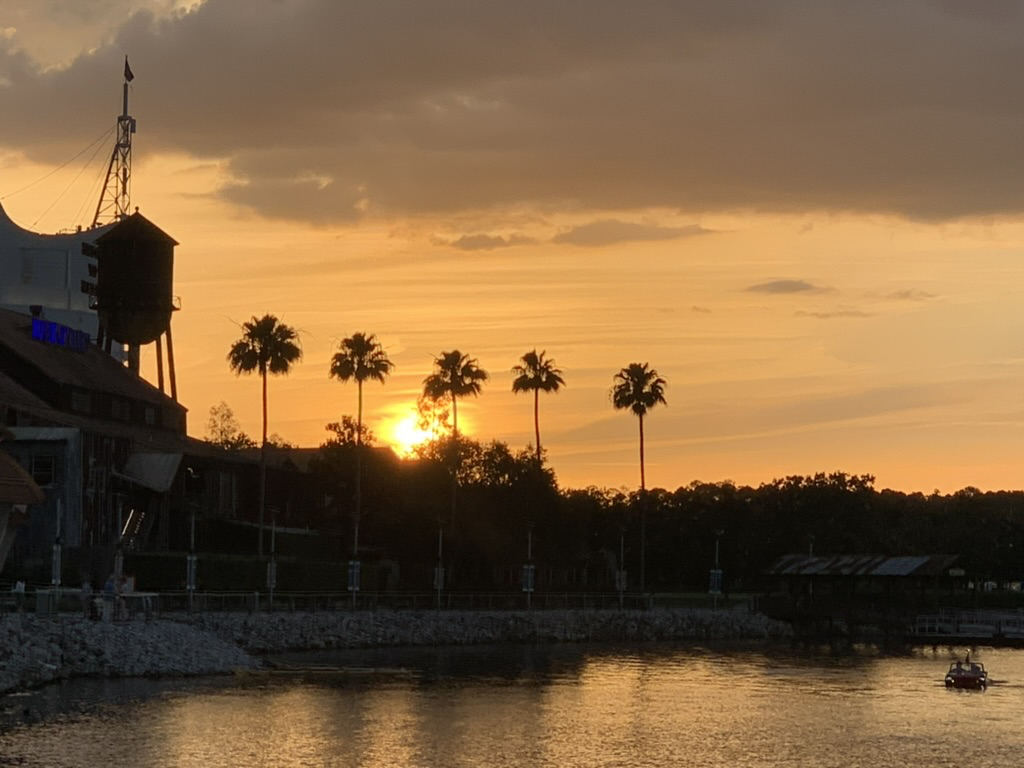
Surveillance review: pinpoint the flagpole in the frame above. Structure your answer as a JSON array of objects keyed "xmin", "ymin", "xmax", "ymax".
[{"xmin": 92, "ymin": 57, "xmax": 136, "ymax": 227}]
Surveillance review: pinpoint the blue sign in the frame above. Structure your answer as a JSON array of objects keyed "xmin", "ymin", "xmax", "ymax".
[
  {"xmin": 709, "ymin": 569, "xmax": 723, "ymax": 595},
  {"xmin": 348, "ymin": 560, "xmax": 361, "ymax": 592},
  {"xmin": 31, "ymin": 317, "xmax": 90, "ymax": 353},
  {"xmin": 522, "ymin": 563, "xmax": 535, "ymax": 593}
]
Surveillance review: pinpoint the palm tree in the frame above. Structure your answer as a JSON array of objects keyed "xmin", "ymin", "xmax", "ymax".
[
  {"xmin": 511, "ymin": 349, "xmax": 565, "ymax": 463},
  {"xmin": 611, "ymin": 362, "xmax": 667, "ymax": 592},
  {"xmin": 423, "ymin": 350, "xmax": 488, "ymax": 438},
  {"xmin": 227, "ymin": 314, "xmax": 302, "ymax": 555},
  {"xmin": 423, "ymin": 350, "xmax": 488, "ymax": 547},
  {"xmin": 329, "ymin": 332, "xmax": 394, "ymax": 557}
]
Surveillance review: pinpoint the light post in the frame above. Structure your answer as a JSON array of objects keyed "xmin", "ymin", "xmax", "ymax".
[
  {"xmin": 187, "ymin": 503, "xmax": 197, "ymax": 611},
  {"xmin": 185, "ymin": 467, "xmax": 197, "ymax": 612},
  {"xmin": 710, "ymin": 529, "xmax": 724, "ymax": 609},
  {"xmin": 348, "ymin": 520, "xmax": 361, "ymax": 609},
  {"xmin": 808, "ymin": 534, "xmax": 815, "ymax": 602},
  {"xmin": 617, "ymin": 526, "xmax": 627, "ymax": 609},
  {"xmin": 51, "ymin": 498, "xmax": 62, "ymax": 590},
  {"xmin": 523, "ymin": 522, "xmax": 535, "ymax": 609},
  {"xmin": 350, "ymin": 501, "xmax": 360, "ymax": 609},
  {"xmin": 434, "ymin": 517, "xmax": 444, "ymax": 609},
  {"xmin": 266, "ymin": 516, "xmax": 277, "ymax": 610}
]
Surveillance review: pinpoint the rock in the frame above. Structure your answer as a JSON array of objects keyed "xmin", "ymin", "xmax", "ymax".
[{"xmin": 0, "ymin": 607, "xmax": 790, "ymax": 695}]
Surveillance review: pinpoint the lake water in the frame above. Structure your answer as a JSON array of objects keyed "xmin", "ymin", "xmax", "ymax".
[{"xmin": 2, "ymin": 642, "xmax": 1023, "ymax": 767}]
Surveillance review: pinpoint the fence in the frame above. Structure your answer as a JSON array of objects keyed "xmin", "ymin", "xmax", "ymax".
[{"xmin": 3, "ymin": 584, "xmax": 726, "ymax": 617}]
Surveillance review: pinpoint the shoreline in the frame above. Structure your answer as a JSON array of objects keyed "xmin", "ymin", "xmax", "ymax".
[{"xmin": 0, "ymin": 607, "xmax": 792, "ymax": 695}]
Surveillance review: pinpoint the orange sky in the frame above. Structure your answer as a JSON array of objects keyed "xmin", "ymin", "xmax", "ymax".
[{"xmin": 3, "ymin": 1, "xmax": 1024, "ymax": 494}]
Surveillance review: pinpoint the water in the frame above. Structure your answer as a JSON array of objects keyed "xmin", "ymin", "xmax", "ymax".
[{"xmin": 2, "ymin": 643, "xmax": 1022, "ymax": 767}]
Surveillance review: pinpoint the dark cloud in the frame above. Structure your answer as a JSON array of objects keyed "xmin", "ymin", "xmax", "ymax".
[
  {"xmin": 552, "ymin": 220, "xmax": 708, "ymax": 247},
  {"xmin": 747, "ymin": 279, "xmax": 822, "ymax": 294},
  {"xmin": 3, "ymin": 0, "xmax": 1024, "ymax": 224}
]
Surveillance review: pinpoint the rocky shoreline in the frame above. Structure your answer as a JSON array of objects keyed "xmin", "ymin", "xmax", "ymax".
[{"xmin": 0, "ymin": 607, "xmax": 792, "ymax": 694}]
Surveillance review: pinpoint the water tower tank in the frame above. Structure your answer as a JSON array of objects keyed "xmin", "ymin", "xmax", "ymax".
[{"xmin": 92, "ymin": 212, "xmax": 178, "ymax": 346}]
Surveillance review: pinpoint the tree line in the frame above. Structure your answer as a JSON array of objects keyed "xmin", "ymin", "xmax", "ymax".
[
  {"xmin": 216, "ymin": 315, "xmax": 1019, "ymax": 594},
  {"xmin": 222, "ymin": 315, "xmax": 668, "ymax": 569}
]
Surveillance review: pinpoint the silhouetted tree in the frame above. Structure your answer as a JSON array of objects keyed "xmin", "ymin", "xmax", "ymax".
[
  {"xmin": 227, "ymin": 314, "xmax": 302, "ymax": 555},
  {"xmin": 611, "ymin": 362, "xmax": 667, "ymax": 592},
  {"xmin": 330, "ymin": 332, "xmax": 394, "ymax": 556},
  {"xmin": 423, "ymin": 350, "xmax": 488, "ymax": 438},
  {"xmin": 206, "ymin": 401, "xmax": 257, "ymax": 450},
  {"xmin": 422, "ymin": 351, "xmax": 488, "ymax": 583},
  {"xmin": 511, "ymin": 349, "xmax": 565, "ymax": 463}
]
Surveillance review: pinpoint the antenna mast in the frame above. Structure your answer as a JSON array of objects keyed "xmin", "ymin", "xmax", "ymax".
[{"xmin": 92, "ymin": 57, "xmax": 136, "ymax": 228}]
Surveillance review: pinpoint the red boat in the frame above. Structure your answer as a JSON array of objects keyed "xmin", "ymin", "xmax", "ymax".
[{"xmin": 945, "ymin": 660, "xmax": 988, "ymax": 689}]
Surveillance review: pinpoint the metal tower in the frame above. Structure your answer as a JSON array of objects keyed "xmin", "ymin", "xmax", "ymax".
[{"xmin": 92, "ymin": 57, "xmax": 136, "ymax": 228}]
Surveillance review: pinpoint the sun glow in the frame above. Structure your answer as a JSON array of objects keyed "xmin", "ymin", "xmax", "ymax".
[{"xmin": 390, "ymin": 414, "xmax": 431, "ymax": 457}]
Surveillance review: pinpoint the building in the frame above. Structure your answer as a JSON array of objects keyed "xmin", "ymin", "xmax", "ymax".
[
  {"xmin": 0, "ymin": 425, "xmax": 44, "ymax": 573},
  {"xmin": 0, "ymin": 202, "xmax": 108, "ymax": 339},
  {"xmin": 0, "ymin": 306, "xmax": 328, "ymax": 589}
]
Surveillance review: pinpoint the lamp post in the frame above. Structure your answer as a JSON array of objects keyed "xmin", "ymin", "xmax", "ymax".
[
  {"xmin": 618, "ymin": 526, "xmax": 626, "ymax": 609},
  {"xmin": 266, "ymin": 516, "xmax": 277, "ymax": 610},
  {"xmin": 710, "ymin": 529, "xmax": 724, "ymax": 609},
  {"xmin": 187, "ymin": 502, "xmax": 197, "ymax": 611},
  {"xmin": 523, "ymin": 522, "xmax": 535, "ymax": 609},
  {"xmin": 350, "ymin": 499, "xmax": 361, "ymax": 609},
  {"xmin": 808, "ymin": 534, "xmax": 815, "ymax": 602},
  {"xmin": 434, "ymin": 517, "xmax": 444, "ymax": 609},
  {"xmin": 185, "ymin": 467, "xmax": 197, "ymax": 612}
]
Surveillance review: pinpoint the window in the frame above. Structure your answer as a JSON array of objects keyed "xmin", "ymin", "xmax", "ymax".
[
  {"xmin": 71, "ymin": 390, "xmax": 91, "ymax": 414},
  {"xmin": 31, "ymin": 455, "xmax": 55, "ymax": 487},
  {"xmin": 111, "ymin": 399, "xmax": 130, "ymax": 421},
  {"xmin": 144, "ymin": 406, "xmax": 156, "ymax": 426}
]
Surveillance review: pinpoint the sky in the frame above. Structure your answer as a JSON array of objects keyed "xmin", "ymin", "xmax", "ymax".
[{"xmin": 2, "ymin": 0, "xmax": 1024, "ymax": 494}]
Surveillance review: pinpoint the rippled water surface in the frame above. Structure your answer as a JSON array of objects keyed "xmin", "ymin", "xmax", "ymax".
[{"xmin": 2, "ymin": 643, "xmax": 1023, "ymax": 767}]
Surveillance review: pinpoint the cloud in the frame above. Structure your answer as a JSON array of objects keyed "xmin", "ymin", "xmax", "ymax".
[
  {"xmin": 552, "ymin": 220, "xmax": 708, "ymax": 247},
  {"xmin": 747, "ymin": 279, "xmax": 823, "ymax": 294},
  {"xmin": 3, "ymin": 1, "xmax": 1024, "ymax": 224},
  {"xmin": 795, "ymin": 307, "xmax": 871, "ymax": 319},
  {"xmin": 441, "ymin": 233, "xmax": 536, "ymax": 251},
  {"xmin": 888, "ymin": 289, "xmax": 937, "ymax": 301}
]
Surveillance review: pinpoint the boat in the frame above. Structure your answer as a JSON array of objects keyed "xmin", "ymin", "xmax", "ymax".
[{"xmin": 944, "ymin": 659, "xmax": 988, "ymax": 689}]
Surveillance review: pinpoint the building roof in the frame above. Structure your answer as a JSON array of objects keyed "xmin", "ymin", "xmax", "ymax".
[
  {"xmin": 95, "ymin": 211, "xmax": 178, "ymax": 247},
  {"xmin": 0, "ymin": 450, "xmax": 44, "ymax": 505},
  {"xmin": 0, "ymin": 308, "xmax": 177, "ymax": 407},
  {"xmin": 767, "ymin": 553, "xmax": 958, "ymax": 578}
]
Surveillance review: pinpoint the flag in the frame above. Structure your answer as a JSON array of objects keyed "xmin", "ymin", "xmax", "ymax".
[{"xmin": 124, "ymin": 57, "xmax": 134, "ymax": 82}]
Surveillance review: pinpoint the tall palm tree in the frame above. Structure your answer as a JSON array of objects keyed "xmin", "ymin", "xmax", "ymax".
[
  {"xmin": 227, "ymin": 314, "xmax": 302, "ymax": 556},
  {"xmin": 423, "ymin": 350, "xmax": 488, "ymax": 438},
  {"xmin": 329, "ymin": 332, "xmax": 394, "ymax": 557},
  {"xmin": 511, "ymin": 349, "xmax": 565, "ymax": 463},
  {"xmin": 611, "ymin": 362, "xmax": 667, "ymax": 593},
  {"xmin": 423, "ymin": 350, "xmax": 488, "ymax": 543}
]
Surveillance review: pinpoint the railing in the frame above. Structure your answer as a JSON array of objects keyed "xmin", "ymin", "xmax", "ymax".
[
  {"xmin": 2, "ymin": 586, "xmax": 711, "ymax": 617},
  {"xmin": 911, "ymin": 608, "xmax": 1024, "ymax": 639}
]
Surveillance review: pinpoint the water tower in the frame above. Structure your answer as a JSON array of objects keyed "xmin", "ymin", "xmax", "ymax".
[{"xmin": 90, "ymin": 211, "xmax": 180, "ymax": 400}]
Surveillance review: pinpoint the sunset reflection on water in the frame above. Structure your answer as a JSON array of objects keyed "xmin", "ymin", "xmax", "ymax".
[{"xmin": 5, "ymin": 645, "xmax": 1024, "ymax": 767}]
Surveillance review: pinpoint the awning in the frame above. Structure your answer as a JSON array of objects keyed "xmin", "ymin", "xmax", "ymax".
[
  {"xmin": 0, "ymin": 451, "xmax": 44, "ymax": 504},
  {"xmin": 121, "ymin": 452, "xmax": 182, "ymax": 493}
]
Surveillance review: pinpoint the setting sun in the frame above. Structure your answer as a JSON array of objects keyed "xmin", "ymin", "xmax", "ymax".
[{"xmin": 390, "ymin": 414, "xmax": 431, "ymax": 457}]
